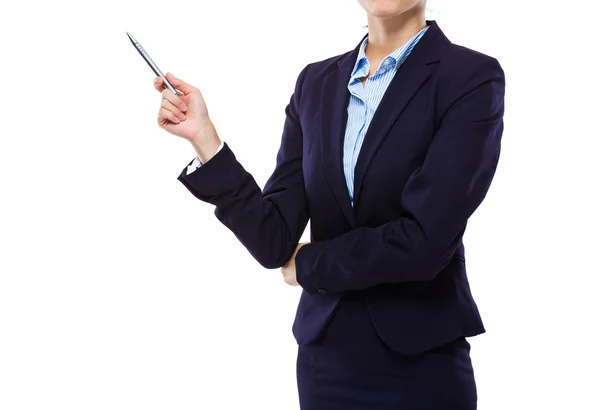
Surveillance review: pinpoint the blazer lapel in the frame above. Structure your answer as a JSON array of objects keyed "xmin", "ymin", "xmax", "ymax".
[
  {"xmin": 319, "ymin": 33, "xmax": 366, "ymax": 229},
  {"xmin": 352, "ymin": 20, "xmax": 450, "ymax": 208},
  {"xmin": 319, "ymin": 20, "xmax": 450, "ymax": 227}
]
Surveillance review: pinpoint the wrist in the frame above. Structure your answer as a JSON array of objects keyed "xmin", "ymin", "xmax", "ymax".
[{"xmin": 191, "ymin": 119, "xmax": 221, "ymax": 163}]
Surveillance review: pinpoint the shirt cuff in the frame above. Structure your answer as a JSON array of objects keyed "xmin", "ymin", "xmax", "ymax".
[{"xmin": 186, "ymin": 140, "xmax": 224, "ymax": 175}]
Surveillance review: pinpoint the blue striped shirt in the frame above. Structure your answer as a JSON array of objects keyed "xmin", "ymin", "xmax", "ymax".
[{"xmin": 343, "ymin": 26, "xmax": 429, "ymax": 206}]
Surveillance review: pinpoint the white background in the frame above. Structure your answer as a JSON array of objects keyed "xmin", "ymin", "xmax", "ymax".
[{"xmin": 1, "ymin": 0, "xmax": 598, "ymax": 409}]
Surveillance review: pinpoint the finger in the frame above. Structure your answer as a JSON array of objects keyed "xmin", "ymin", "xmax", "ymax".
[
  {"xmin": 161, "ymin": 99, "xmax": 186, "ymax": 121},
  {"xmin": 153, "ymin": 76, "xmax": 183, "ymax": 97},
  {"xmin": 158, "ymin": 107, "xmax": 180, "ymax": 124},
  {"xmin": 154, "ymin": 78, "xmax": 187, "ymax": 105},
  {"xmin": 153, "ymin": 76, "xmax": 163, "ymax": 91},
  {"xmin": 161, "ymin": 88, "xmax": 187, "ymax": 113},
  {"xmin": 165, "ymin": 72, "xmax": 196, "ymax": 95}
]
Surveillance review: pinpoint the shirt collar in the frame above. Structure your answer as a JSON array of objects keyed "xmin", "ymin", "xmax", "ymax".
[{"xmin": 350, "ymin": 25, "xmax": 430, "ymax": 82}]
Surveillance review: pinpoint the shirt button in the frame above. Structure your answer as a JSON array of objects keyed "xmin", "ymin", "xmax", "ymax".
[{"xmin": 318, "ymin": 289, "xmax": 328, "ymax": 295}]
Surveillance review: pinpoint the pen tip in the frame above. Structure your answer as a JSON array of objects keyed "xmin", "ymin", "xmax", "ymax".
[{"xmin": 126, "ymin": 31, "xmax": 137, "ymax": 43}]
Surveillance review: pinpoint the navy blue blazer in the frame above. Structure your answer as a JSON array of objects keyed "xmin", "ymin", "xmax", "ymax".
[{"xmin": 178, "ymin": 20, "xmax": 505, "ymax": 355}]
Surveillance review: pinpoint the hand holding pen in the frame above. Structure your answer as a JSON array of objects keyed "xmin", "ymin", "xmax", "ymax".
[
  {"xmin": 127, "ymin": 32, "xmax": 221, "ymax": 162},
  {"xmin": 152, "ymin": 73, "xmax": 208, "ymax": 138},
  {"xmin": 153, "ymin": 74, "xmax": 222, "ymax": 164}
]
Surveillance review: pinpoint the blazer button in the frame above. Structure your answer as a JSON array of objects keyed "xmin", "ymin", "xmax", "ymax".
[{"xmin": 318, "ymin": 289, "xmax": 327, "ymax": 295}]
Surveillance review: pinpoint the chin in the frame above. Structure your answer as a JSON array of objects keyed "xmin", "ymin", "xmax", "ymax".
[{"xmin": 358, "ymin": 0, "xmax": 424, "ymax": 17}]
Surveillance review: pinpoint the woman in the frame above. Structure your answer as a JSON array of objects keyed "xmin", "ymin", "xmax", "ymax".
[{"xmin": 154, "ymin": 1, "xmax": 504, "ymax": 408}]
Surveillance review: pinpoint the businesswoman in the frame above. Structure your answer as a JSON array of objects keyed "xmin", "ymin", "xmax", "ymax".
[{"xmin": 153, "ymin": 0, "xmax": 504, "ymax": 408}]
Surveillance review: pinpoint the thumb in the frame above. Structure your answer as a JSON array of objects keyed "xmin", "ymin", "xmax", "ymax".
[{"xmin": 165, "ymin": 72, "xmax": 195, "ymax": 95}]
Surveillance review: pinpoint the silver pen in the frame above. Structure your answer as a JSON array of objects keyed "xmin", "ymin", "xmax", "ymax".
[{"xmin": 126, "ymin": 31, "xmax": 178, "ymax": 96}]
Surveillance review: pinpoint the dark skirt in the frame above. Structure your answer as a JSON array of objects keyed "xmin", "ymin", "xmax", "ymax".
[{"xmin": 296, "ymin": 292, "xmax": 477, "ymax": 410}]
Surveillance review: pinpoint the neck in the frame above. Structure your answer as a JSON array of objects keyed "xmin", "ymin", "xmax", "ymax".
[{"xmin": 365, "ymin": 5, "xmax": 427, "ymax": 60}]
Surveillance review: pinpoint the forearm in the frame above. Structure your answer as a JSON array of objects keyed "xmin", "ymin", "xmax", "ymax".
[
  {"xmin": 295, "ymin": 219, "xmax": 450, "ymax": 294},
  {"xmin": 178, "ymin": 143, "xmax": 309, "ymax": 269}
]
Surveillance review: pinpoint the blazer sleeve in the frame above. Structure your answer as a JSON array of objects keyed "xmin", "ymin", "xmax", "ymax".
[
  {"xmin": 295, "ymin": 57, "xmax": 505, "ymax": 295},
  {"xmin": 176, "ymin": 64, "xmax": 311, "ymax": 269}
]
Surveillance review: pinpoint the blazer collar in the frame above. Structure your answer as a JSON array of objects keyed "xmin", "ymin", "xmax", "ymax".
[{"xmin": 319, "ymin": 20, "xmax": 451, "ymax": 229}]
